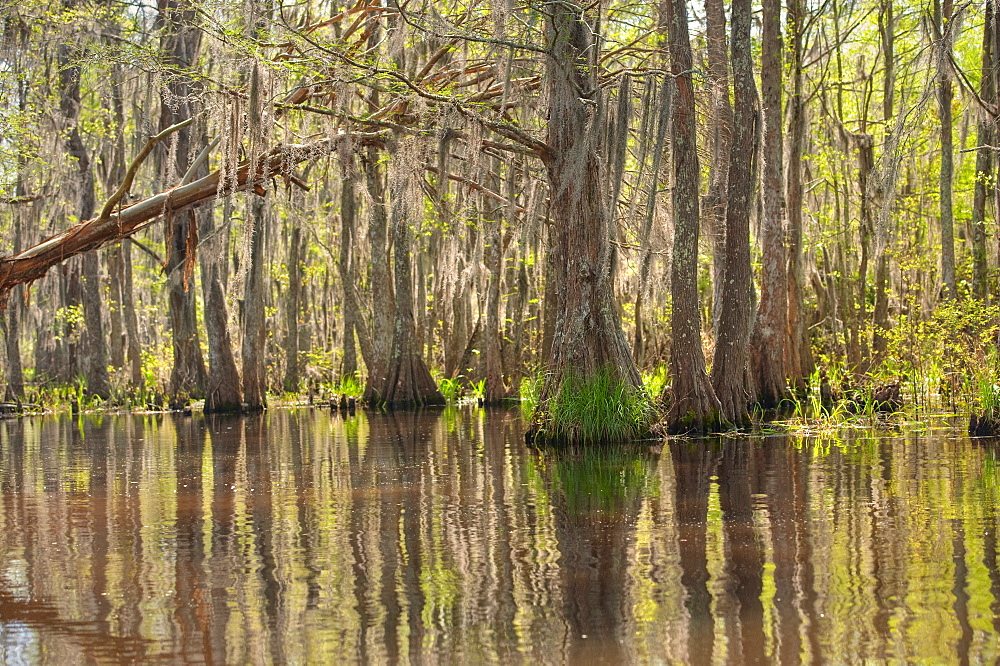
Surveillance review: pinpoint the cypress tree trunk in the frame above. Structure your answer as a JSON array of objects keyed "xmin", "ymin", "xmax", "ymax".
[
  {"xmin": 665, "ymin": 0, "xmax": 722, "ymax": 433},
  {"xmin": 338, "ymin": 163, "xmax": 373, "ymax": 383},
  {"xmin": 872, "ymin": 0, "xmax": 895, "ymax": 361},
  {"xmin": 242, "ymin": 195, "xmax": 269, "ymax": 411},
  {"xmin": 283, "ymin": 224, "xmax": 302, "ymax": 392},
  {"xmin": 362, "ymin": 148, "xmax": 395, "ymax": 403},
  {"xmin": 752, "ymin": 0, "xmax": 790, "ymax": 409},
  {"xmin": 159, "ymin": 0, "xmax": 207, "ymax": 403},
  {"xmin": 199, "ymin": 201, "xmax": 242, "ymax": 413},
  {"xmin": 527, "ymin": 2, "xmax": 646, "ymax": 444},
  {"xmin": 367, "ymin": 154, "xmax": 443, "ymax": 408},
  {"xmin": 711, "ymin": 0, "xmax": 758, "ymax": 426},
  {"xmin": 785, "ymin": 0, "xmax": 810, "ymax": 391},
  {"xmin": 933, "ymin": 0, "xmax": 956, "ymax": 299},
  {"xmin": 703, "ymin": 0, "xmax": 732, "ymax": 336},
  {"xmin": 972, "ymin": 0, "xmax": 997, "ymax": 301},
  {"xmin": 58, "ymin": 39, "xmax": 111, "ymax": 400}
]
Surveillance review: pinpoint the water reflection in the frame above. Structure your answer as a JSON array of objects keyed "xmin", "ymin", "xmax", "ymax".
[{"xmin": 0, "ymin": 410, "xmax": 998, "ymax": 662}]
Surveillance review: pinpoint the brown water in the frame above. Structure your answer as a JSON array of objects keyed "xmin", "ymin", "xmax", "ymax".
[{"xmin": 0, "ymin": 408, "xmax": 997, "ymax": 664}]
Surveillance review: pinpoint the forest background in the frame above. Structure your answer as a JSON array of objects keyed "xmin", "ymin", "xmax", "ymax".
[{"xmin": 0, "ymin": 0, "xmax": 996, "ymax": 441}]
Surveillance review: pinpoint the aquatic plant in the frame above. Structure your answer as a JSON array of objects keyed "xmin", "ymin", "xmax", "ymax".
[
  {"xmin": 537, "ymin": 368, "xmax": 657, "ymax": 445},
  {"xmin": 438, "ymin": 376, "xmax": 462, "ymax": 403}
]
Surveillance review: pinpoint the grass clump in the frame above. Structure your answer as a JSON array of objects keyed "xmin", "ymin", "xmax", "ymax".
[{"xmin": 542, "ymin": 368, "xmax": 657, "ymax": 445}]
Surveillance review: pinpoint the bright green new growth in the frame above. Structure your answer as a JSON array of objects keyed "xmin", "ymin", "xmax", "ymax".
[{"xmin": 542, "ymin": 368, "xmax": 656, "ymax": 445}]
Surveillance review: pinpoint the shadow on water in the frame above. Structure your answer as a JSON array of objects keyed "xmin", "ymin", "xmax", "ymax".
[{"xmin": 0, "ymin": 409, "xmax": 999, "ymax": 662}]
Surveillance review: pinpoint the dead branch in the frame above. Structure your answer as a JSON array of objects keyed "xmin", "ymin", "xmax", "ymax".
[{"xmin": 0, "ymin": 130, "xmax": 386, "ymax": 307}]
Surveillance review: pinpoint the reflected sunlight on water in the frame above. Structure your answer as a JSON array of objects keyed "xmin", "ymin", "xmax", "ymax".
[{"xmin": 0, "ymin": 408, "xmax": 998, "ymax": 663}]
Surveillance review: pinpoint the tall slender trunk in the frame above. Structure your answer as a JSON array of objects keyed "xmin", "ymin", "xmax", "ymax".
[
  {"xmin": 972, "ymin": 0, "xmax": 997, "ymax": 301},
  {"xmin": 58, "ymin": 37, "xmax": 111, "ymax": 399},
  {"xmin": 665, "ymin": 0, "xmax": 722, "ymax": 433},
  {"xmin": 785, "ymin": 0, "xmax": 810, "ymax": 391},
  {"xmin": 362, "ymin": 149, "xmax": 395, "ymax": 402},
  {"xmin": 934, "ymin": 0, "xmax": 956, "ymax": 299},
  {"xmin": 711, "ymin": 0, "xmax": 759, "ymax": 426},
  {"xmin": 283, "ymin": 224, "xmax": 302, "ymax": 391},
  {"xmin": 159, "ymin": 0, "xmax": 207, "ymax": 403},
  {"xmin": 752, "ymin": 0, "xmax": 790, "ymax": 409},
  {"xmin": 200, "ymin": 200, "xmax": 242, "ymax": 413},
  {"xmin": 242, "ymin": 195, "xmax": 269, "ymax": 411},
  {"xmin": 703, "ymin": 0, "xmax": 732, "ymax": 336},
  {"xmin": 4, "ymin": 217, "xmax": 24, "ymax": 402},
  {"xmin": 338, "ymin": 162, "xmax": 373, "ymax": 382},
  {"xmin": 872, "ymin": 0, "xmax": 895, "ymax": 360}
]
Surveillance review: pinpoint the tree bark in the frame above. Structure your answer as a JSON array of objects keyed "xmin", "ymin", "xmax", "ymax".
[
  {"xmin": 711, "ymin": 0, "xmax": 759, "ymax": 426},
  {"xmin": 283, "ymin": 224, "xmax": 303, "ymax": 391},
  {"xmin": 361, "ymin": 148, "xmax": 396, "ymax": 403},
  {"xmin": 703, "ymin": 0, "xmax": 732, "ymax": 336},
  {"xmin": 528, "ymin": 3, "xmax": 645, "ymax": 444},
  {"xmin": 933, "ymin": 0, "xmax": 956, "ymax": 299},
  {"xmin": 199, "ymin": 200, "xmax": 242, "ymax": 413},
  {"xmin": 872, "ymin": 0, "xmax": 895, "ymax": 361},
  {"xmin": 972, "ymin": 0, "xmax": 997, "ymax": 301},
  {"xmin": 752, "ymin": 0, "xmax": 790, "ymax": 410},
  {"xmin": 785, "ymin": 0, "xmax": 810, "ymax": 391},
  {"xmin": 58, "ymin": 39, "xmax": 111, "ymax": 399},
  {"xmin": 366, "ymin": 154, "xmax": 444, "ymax": 408},
  {"xmin": 159, "ymin": 0, "xmax": 207, "ymax": 404},
  {"xmin": 665, "ymin": 0, "xmax": 722, "ymax": 433},
  {"xmin": 338, "ymin": 161, "xmax": 374, "ymax": 383},
  {"xmin": 242, "ymin": 195, "xmax": 269, "ymax": 411}
]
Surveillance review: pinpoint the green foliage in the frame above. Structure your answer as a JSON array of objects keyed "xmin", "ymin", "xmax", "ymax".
[
  {"xmin": 541, "ymin": 368, "xmax": 656, "ymax": 445},
  {"xmin": 884, "ymin": 300, "xmax": 1000, "ymax": 411},
  {"xmin": 641, "ymin": 365, "xmax": 668, "ymax": 400},
  {"xmin": 332, "ymin": 373, "xmax": 364, "ymax": 397},
  {"xmin": 438, "ymin": 376, "xmax": 462, "ymax": 403},
  {"xmin": 519, "ymin": 370, "xmax": 544, "ymax": 418}
]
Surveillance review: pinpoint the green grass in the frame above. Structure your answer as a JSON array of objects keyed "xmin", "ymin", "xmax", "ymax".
[{"xmin": 541, "ymin": 368, "xmax": 657, "ymax": 445}]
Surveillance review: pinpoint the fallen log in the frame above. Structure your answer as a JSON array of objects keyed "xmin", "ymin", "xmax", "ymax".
[{"xmin": 0, "ymin": 130, "xmax": 384, "ymax": 307}]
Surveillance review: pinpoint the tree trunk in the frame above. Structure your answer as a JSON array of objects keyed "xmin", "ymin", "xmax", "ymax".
[
  {"xmin": 159, "ymin": 0, "xmax": 207, "ymax": 404},
  {"xmin": 703, "ymin": 0, "xmax": 732, "ymax": 337},
  {"xmin": 527, "ymin": 3, "xmax": 646, "ymax": 444},
  {"xmin": 362, "ymin": 148, "xmax": 395, "ymax": 403},
  {"xmin": 751, "ymin": 0, "xmax": 790, "ymax": 410},
  {"xmin": 972, "ymin": 0, "xmax": 997, "ymax": 301},
  {"xmin": 367, "ymin": 154, "xmax": 444, "ymax": 408},
  {"xmin": 242, "ymin": 195, "xmax": 269, "ymax": 411},
  {"xmin": 785, "ymin": 0, "xmax": 810, "ymax": 391},
  {"xmin": 711, "ymin": 0, "xmax": 759, "ymax": 426},
  {"xmin": 872, "ymin": 0, "xmax": 895, "ymax": 361},
  {"xmin": 665, "ymin": 0, "xmax": 722, "ymax": 433},
  {"xmin": 199, "ymin": 200, "xmax": 242, "ymax": 413},
  {"xmin": 283, "ymin": 224, "xmax": 302, "ymax": 392},
  {"xmin": 4, "ymin": 219, "xmax": 24, "ymax": 402},
  {"xmin": 934, "ymin": 0, "xmax": 956, "ymax": 299},
  {"xmin": 338, "ymin": 162, "xmax": 373, "ymax": 383},
  {"xmin": 58, "ymin": 39, "xmax": 111, "ymax": 400}
]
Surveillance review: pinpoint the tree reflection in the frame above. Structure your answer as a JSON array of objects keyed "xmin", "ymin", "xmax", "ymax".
[{"xmin": 543, "ymin": 443, "xmax": 656, "ymax": 663}]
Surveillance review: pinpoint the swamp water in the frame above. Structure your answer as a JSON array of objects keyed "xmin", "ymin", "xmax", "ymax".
[{"xmin": 0, "ymin": 408, "xmax": 997, "ymax": 663}]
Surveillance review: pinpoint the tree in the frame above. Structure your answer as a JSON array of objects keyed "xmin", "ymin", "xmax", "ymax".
[
  {"xmin": 527, "ymin": 2, "xmax": 648, "ymax": 444},
  {"xmin": 158, "ymin": 0, "xmax": 208, "ymax": 405},
  {"xmin": 972, "ymin": 0, "xmax": 997, "ymax": 301},
  {"xmin": 711, "ymin": 0, "xmax": 759, "ymax": 426},
  {"xmin": 932, "ymin": 0, "xmax": 956, "ymax": 299},
  {"xmin": 57, "ymin": 25, "xmax": 111, "ymax": 399},
  {"xmin": 752, "ymin": 0, "xmax": 790, "ymax": 409},
  {"xmin": 665, "ymin": 0, "xmax": 723, "ymax": 433}
]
